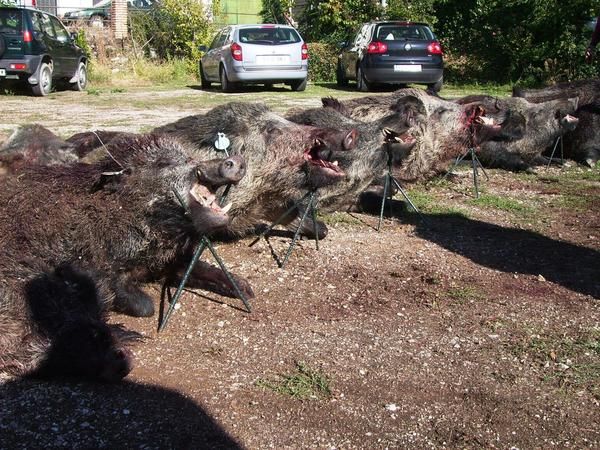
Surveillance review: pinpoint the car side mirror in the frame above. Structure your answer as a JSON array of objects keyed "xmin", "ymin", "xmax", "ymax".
[
  {"xmin": 70, "ymin": 32, "xmax": 78, "ymax": 41},
  {"xmin": 199, "ymin": 44, "xmax": 207, "ymax": 52}
]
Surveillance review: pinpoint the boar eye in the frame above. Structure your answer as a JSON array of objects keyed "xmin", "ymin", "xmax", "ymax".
[{"xmin": 224, "ymin": 160, "xmax": 234, "ymax": 169}]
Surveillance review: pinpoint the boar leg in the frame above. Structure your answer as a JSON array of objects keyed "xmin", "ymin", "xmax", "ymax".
[
  {"xmin": 111, "ymin": 275, "xmax": 155, "ymax": 317},
  {"xmin": 168, "ymin": 260, "xmax": 255, "ymax": 300}
]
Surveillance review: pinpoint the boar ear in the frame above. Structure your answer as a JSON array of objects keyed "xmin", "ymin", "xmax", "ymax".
[
  {"xmin": 91, "ymin": 169, "xmax": 131, "ymax": 193},
  {"xmin": 343, "ymin": 129, "xmax": 358, "ymax": 150},
  {"xmin": 322, "ymin": 96, "xmax": 351, "ymax": 116}
]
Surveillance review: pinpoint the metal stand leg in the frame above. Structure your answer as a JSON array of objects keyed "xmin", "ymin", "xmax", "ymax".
[
  {"xmin": 546, "ymin": 135, "xmax": 563, "ymax": 168},
  {"xmin": 249, "ymin": 190, "xmax": 320, "ymax": 269},
  {"xmin": 378, "ymin": 157, "xmax": 423, "ymax": 231},
  {"xmin": 158, "ymin": 189, "xmax": 252, "ymax": 332}
]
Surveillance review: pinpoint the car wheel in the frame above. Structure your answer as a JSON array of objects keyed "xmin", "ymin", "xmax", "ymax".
[
  {"xmin": 336, "ymin": 61, "xmax": 348, "ymax": 87},
  {"xmin": 428, "ymin": 77, "xmax": 443, "ymax": 93},
  {"xmin": 89, "ymin": 15, "xmax": 104, "ymax": 28},
  {"xmin": 199, "ymin": 63, "xmax": 211, "ymax": 89},
  {"xmin": 290, "ymin": 78, "xmax": 307, "ymax": 92},
  {"xmin": 71, "ymin": 62, "xmax": 88, "ymax": 91},
  {"xmin": 220, "ymin": 65, "xmax": 236, "ymax": 93},
  {"xmin": 356, "ymin": 66, "xmax": 370, "ymax": 92},
  {"xmin": 32, "ymin": 62, "xmax": 52, "ymax": 97}
]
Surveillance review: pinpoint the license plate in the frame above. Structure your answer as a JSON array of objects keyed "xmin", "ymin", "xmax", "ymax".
[
  {"xmin": 256, "ymin": 55, "xmax": 290, "ymax": 65},
  {"xmin": 394, "ymin": 64, "xmax": 422, "ymax": 72},
  {"xmin": 0, "ymin": 69, "xmax": 5, "ymax": 76}
]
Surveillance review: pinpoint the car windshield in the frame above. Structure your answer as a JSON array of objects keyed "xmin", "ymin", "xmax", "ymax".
[
  {"xmin": 375, "ymin": 24, "xmax": 434, "ymax": 41},
  {"xmin": 238, "ymin": 27, "xmax": 301, "ymax": 45},
  {"xmin": 0, "ymin": 9, "xmax": 22, "ymax": 33}
]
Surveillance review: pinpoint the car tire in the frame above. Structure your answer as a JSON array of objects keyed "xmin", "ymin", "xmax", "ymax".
[
  {"xmin": 220, "ymin": 65, "xmax": 236, "ymax": 93},
  {"xmin": 89, "ymin": 15, "xmax": 104, "ymax": 28},
  {"xmin": 32, "ymin": 62, "xmax": 52, "ymax": 97},
  {"xmin": 356, "ymin": 66, "xmax": 370, "ymax": 92},
  {"xmin": 428, "ymin": 77, "xmax": 443, "ymax": 93},
  {"xmin": 336, "ymin": 61, "xmax": 348, "ymax": 87},
  {"xmin": 70, "ymin": 62, "xmax": 88, "ymax": 91},
  {"xmin": 0, "ymin": 36, "xmax": 5, "ymax": 58},
  {"xmin": 199, "ymin": 63, "xmax": 211, "ymax": 89},
  {"xmin": 290, "ymin": 78, "xmax": 307, "ymax": 92}
]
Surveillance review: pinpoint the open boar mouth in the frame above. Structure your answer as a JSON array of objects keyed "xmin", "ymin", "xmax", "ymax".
[
  {"xmin": 189, "ymin": 178, "xmax": 232, "ymax": 215},
  {"xmin": 303, "ymin": 139, "xmax": 343, "ymax": 177},
  {"xmin": 474, "ymin": 115, "xmax": 502, "ymax": 131}
]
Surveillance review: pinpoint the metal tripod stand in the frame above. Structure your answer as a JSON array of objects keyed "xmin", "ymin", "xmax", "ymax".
[
  {"xmin": 443, "ymin": 147, "xmax": 489, "ymax": 199},
  {"xmin": 249, "ymin": 189, "xmax": 320, "ymax": 269}
]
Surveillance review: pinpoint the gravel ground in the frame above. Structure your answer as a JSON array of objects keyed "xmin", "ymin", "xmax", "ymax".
[{"xmin": 0, "ymin": 86, "xmax": 599, "ymax": 449}]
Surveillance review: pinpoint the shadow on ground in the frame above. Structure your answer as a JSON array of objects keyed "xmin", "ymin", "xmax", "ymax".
[
  {"xmin": 0, "ymin": 379, "xmax": 242, "ymax": 449},
  {"xmin": 359, "ymin": 195, "xmax": 600, "ymax": 299}
]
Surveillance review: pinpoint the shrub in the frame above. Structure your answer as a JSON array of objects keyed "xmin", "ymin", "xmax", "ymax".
[{"xmin": 307, "ymin": 42, "xmax": 338, "ymax": 83}]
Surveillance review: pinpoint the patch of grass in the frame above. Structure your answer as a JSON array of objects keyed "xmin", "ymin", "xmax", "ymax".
[
  {"xmin": 403, "ymin": 189, "xmax": 469, "ymax": 217},
  {"xmin": 446, "ymin": 286, "xmax": 483, "ymax": 301},
  {"xmin": 468, "ymin": 194, "xmax": 534, "ymax": 214},
  {"xmin": 256, "ymin": 361, "xmax": 332, "ymax": 400},
  {"xmin": 509, "ymin": 328, "xmax": 600, "ymax": 397},
  {"xmin": 320, "ymin": 211, "xmax": 363, "ymax": 226},
  {"xmin": 553, "ymin": 194, "xmax": 593, "ymax": 211}
]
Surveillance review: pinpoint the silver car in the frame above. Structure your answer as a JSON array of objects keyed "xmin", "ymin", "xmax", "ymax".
[{"xmin": 199, "ymin": 24, "xmax": 309, "ymax": 92}]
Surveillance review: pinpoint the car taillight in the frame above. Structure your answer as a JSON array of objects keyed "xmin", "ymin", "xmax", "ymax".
[
  {"xmin": 23, "ymin": 30, "xmax": 32, "ymax": 43},
  {"xmin": 231, "ymin": 42, "xmax": 243, "ymax": 61},
  {"xmin": 427, "ymin": 41, "xmax": 443, "ymax": 55},
  {"xmin": 10, "ymin": 63, "xmax": 27, "ymax": 70},
  {"xmin": 367, "ymin": 41, "xmax": 387, "ymax": 54},
  {"xmin": 301, "ymin": 43, "xmax": 308, "ymax": 60}
]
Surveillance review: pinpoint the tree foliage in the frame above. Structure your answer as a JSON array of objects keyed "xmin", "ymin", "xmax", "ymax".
[
  {"xmin": 385, "ymin": 0, "xmax": 437, "ymax": 25},
  {"xmin": 298, "ymin": 0, "xmax": 383, "ymax": 44},
  {"xmin": 260, "ymin": 0, "xmax": 293, "ymax": 24},
  {"xmin": 131, "ymin": 0, "xmax": 219, "ymax": 62}
]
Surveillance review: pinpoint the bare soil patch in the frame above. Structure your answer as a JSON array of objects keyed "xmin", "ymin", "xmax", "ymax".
[{"xmin": 1, "ymin": 86, "xmax": 599, "ymax": 449}]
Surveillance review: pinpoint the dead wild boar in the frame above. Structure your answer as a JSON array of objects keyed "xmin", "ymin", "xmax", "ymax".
[
  {"xmin": 323, "ymin": 88, "xmax": 506, "ymax": 181},
  {"xmin": 455, "ymin": 95, "xmax": 579, "ymax": 171},
  {"xmin": 286, "ymin": 103, "xmax": 415, "ymax": 212},
  {"xmin": 513, "ymin": 79, "xmax": 599, "ymax": 167},
  {"xmin": 153, "ymin": 102, "xmax": 358, "ymax": 239},
  {"xmin": 0, "ymin": 124, "xmax": 78, "ymax": 176},
  {"xmin": 0, "ymin": 134, "xmax": 250, "ymax": 319},
  {"xmin": 0, "ymin": 263, "xmax": 134, "ymax": 381}
]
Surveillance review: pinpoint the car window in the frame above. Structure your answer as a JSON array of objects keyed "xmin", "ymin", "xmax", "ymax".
[
  {"xmin": 238, "ymin": 27, "xmax": 301, "ymax": 45},
  {"xmin": 375, "ymin": 24, "xmax": 434, "ymax": 41},
  {"xmin": 50, "ymin": 16, "xmax": 70, "ymax": 43},
  {"xmin": 31, "ymin": 12, "xmax": 44, "ymax": 34},
  {"xmin": 39, "ymin": 13, "xmax": 56, "ymax": 38},
  {"xmin": 0, "ymin": 9, "xmax": 22, "ymax": 33},
  {"xmin": 210, "ymin": 28, "xmax": 228, "ymax": 50},
  {"xmin": 354, "ymin": 24, "xmax": 370, "ymax": 47}
]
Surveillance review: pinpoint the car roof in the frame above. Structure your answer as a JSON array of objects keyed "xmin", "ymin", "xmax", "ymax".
[
  {"xmin": 366, "ymin": 21, "xmax": 431, "ymax": 27},
  {"xmin": 229, "ymin": 24, "xmax": 296, "ymax": 30}
]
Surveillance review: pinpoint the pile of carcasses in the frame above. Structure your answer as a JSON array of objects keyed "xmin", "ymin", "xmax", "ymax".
[{"xmin": 0, "ymin": 79, "xmax": 597, "ymax": 382}]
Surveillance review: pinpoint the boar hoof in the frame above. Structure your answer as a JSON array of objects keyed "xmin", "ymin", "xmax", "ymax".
[{"xmin": 112, "ymin": 283, "xmax": 155, "ymax": 317}]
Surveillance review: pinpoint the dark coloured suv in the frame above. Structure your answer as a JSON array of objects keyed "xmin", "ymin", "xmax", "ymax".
[
  {"xmin": 337, "ymin": 21, "xmax": 444, "ymax": 92},
  {"xmin": 0, "ymin": 6, "xmax": 87, "ymax": 96}
]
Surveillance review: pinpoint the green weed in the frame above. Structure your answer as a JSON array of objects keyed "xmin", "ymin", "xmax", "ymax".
[
  {"xmin": 256, "ymin": 361, "xmax": 332, "ymax": 400},
  {"xmin": 468, "ymin": 194, "xmax": 533, "ymax": 214}
]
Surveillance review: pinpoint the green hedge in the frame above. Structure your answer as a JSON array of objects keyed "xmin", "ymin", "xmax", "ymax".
[{"xmin": 307, "ymin": 42, "xmax": 338, "ymax": 83}]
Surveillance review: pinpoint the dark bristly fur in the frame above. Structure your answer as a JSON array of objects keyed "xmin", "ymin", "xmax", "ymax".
[
  {"xmin": 0, "ymin": 124, "xmax": 78, "ymax": 176},
  {"xmin": 323, "ymin": 88, "xmax": 507, "ymax": 181},
  {"xmin": 0, "ymin": 133, "xmax": 252, "ymax": 322},
  {"xmin": 286, "ymin": 104, "xmax": 414, "ymax": 212},
  {"xmin": 153, "ymin": 102, "xmax": 358, "ymax": 238},
  {"xmin": 513, "ymin": 79, "xmax": 600, "ymax": 167},
  {"xmin": 455, "ymin": 95, "xmax": 579, "ymax": 171}
]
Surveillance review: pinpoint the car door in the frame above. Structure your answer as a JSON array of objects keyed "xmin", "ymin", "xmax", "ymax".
[
  {"xmin": 50, "ymin": 15, "xmax": 78, "ymax": 77},
  {"xmin": 33, "ymin": 12, "xmax": 63, "ymax": 74},
  {"xmin": 342, "ymin": 24, "xmax": 370, "ymax": 80},
  {"xmin": 203, "ymin": 28, "xmax": 229, "ymax": 80}
]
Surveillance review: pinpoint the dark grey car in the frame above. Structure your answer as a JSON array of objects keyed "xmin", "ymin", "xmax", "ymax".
[
  {"xmin": 337, "ymin": 21, "xmax": 444, "ymax": 92},
  {"xmin": 0, "ymin": 6, "xmax": 87, "ymax": 96}
]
